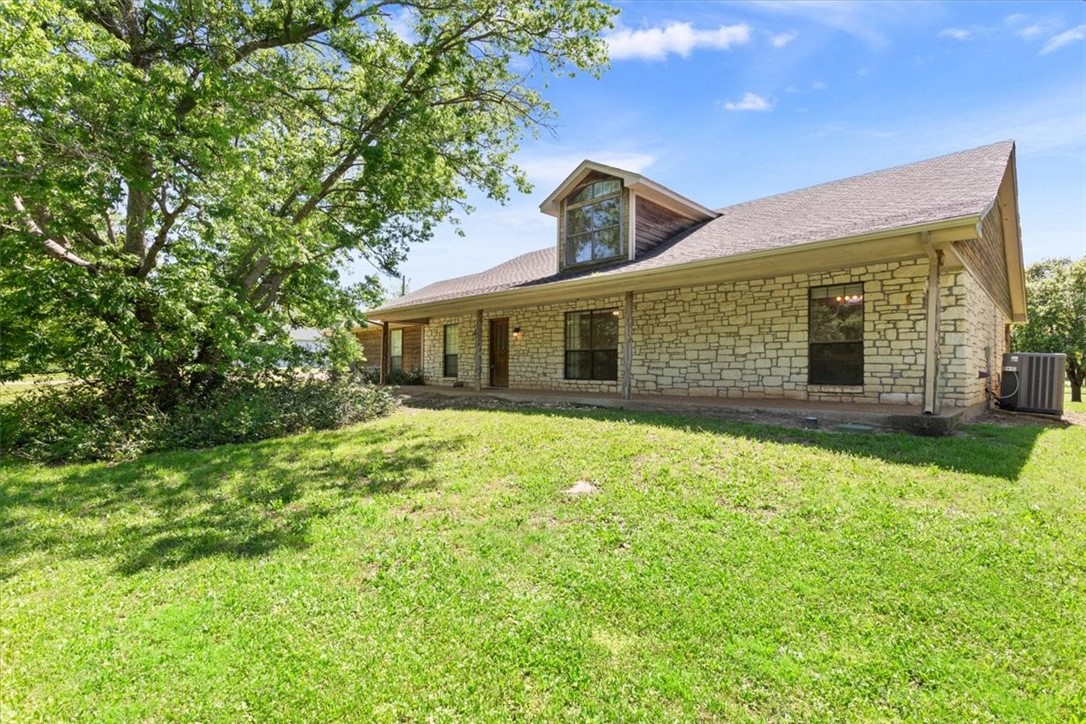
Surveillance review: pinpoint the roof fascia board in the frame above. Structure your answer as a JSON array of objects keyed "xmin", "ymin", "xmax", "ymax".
[
  {"xmin": 372, "ymin": 217, "xmax": 980, "ymax": 322},
  {"xmin": 626, "ymin": 178, "xmax": 718, "ymax": 221},
  {"xmin": 999, "ymin": 146, "xmax": 1028, "ymax": 323},
  {"xmin": 539, "ymin": 160, "xmax": 641, "ymax": 216}
]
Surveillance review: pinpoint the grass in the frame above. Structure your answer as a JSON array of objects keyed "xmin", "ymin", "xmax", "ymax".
[
  {"xmin": 0, "ymin": 374, "xmax": 68, "ymax": 404},
  {"xmin": 1065, "ymin": 382, "xmax": 1085, "ymax": 415},
  {"xmin": 2, "ymin": 406, "xmax": 1084, "ymax": 722}
]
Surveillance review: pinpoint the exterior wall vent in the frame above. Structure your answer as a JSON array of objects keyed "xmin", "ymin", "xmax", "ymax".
[{"xmin": 999, "ymin": 353, "xmax": 1066, "ymax": 415}]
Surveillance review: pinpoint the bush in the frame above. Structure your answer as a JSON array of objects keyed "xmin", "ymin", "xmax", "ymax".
[
  {"xmin": 387, "ymin": 367, "xmax": 424, "ymax": 385},
  {"xmin": 1, "ymin": 374, "xmax": 400, "ymax": 464},
  {"xmin": 354, "ymin": 366, "xmax": 423, "ymax": 385}
]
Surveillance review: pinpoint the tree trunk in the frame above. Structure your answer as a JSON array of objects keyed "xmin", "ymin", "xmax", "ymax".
[{"xmin": 1069, "ymin": 360, "xmax": 1084, "ymax": 403}]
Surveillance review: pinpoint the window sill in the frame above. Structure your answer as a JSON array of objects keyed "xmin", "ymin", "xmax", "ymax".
[
  {"xmin": 561, "ymin": 255, "xmax": 625, "ymax": 272},
  {"xmin": 808, "ymin": 384, "xmax": 864, "ymax": 393}
]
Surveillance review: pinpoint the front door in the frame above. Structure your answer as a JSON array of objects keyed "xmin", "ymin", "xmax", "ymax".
[{"xmin": 489, "ymin": 318, "xmax": 509, "ymax": 388}]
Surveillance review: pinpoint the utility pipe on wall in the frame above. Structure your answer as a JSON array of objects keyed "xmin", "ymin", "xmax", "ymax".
[{"xmin": 922, "ymin": 235, "xmax": 943, "ymax": 415}]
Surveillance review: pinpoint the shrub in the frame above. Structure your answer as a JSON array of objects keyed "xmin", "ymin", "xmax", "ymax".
[
  {"xmin": 387, "ymin": 368, "xmax": 425, "ymax": 385},
  {"xmin": 353, "ymin": 367, "xmax": 423, "ymax": 385},
  {"xmin": 1, "ymin": 374, "xmax": 400, "ymax": 464}
]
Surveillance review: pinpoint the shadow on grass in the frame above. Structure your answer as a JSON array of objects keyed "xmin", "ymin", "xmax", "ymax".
[
  {"xmin": 0, "ymin": 421, "xmax": 464, "ymax": 577},
  {"xmin": 407, "ymin": 400, "xmax": 1050, "ymax": 482}
]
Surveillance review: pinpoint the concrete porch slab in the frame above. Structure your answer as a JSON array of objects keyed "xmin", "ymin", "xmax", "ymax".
[{"xmin": 396, "ymin": 385, "xmax": 971, "ymax": 435}]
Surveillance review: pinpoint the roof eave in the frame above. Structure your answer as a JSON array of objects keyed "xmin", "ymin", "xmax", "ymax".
[
  {"xmin": 1001, "ymin": 144, "xmax": 1028, "ymax": 323},
  {"xmin": 537, "ymin": 160, "xmax": 717, "ymax": 222},
  {"xmin": 626, "ymin": 178, "xmax": 718, "ymax": 221},
  {"xmin": 369, "ymin": 215, "xmax": 982, "ymax": 322},
  {"xmin": 538, "ymin": 160, "xmax": 642, "ymax": 216}
]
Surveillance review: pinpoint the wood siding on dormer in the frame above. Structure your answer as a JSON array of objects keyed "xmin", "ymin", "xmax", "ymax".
[
  {"xmin": 952, "ymin": 201, "xmax": 1012, "ymax": 317},
  {"xmin": 634, "ymin": 197, "xmax": 700, "ymax": 256}
]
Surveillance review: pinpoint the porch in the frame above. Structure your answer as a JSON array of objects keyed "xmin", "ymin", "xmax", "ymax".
[{"xmin": 395, "ymin": 385, "xmax": 977, "ymax": 435}]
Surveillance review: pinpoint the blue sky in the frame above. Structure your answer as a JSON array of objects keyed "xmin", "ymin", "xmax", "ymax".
[{"xmin": 368, "ymin": 0, "xmax": 1086, "ymax": 294}]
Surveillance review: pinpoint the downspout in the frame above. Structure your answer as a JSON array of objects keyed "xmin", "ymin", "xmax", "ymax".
[{"xmin": 921, "ymin": 235, "xmax": 943, "ymax": 415}]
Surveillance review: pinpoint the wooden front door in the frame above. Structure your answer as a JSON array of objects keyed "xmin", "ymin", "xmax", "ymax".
[{"xmin": 489, "ymin": 318, "xmax": 509, "ymax": 388}]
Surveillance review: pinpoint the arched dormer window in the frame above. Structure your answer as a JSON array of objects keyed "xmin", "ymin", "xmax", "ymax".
[{"xmin": 565, "ymin": 178, "xmax": 622, "ymax": 266}]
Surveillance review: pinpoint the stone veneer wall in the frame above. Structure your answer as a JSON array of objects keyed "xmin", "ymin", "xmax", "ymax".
[
  {"xmin": 422, "ymin": 295, "xmax": 626, "ymax": 393},
  {"xmin": 631, "ymin": 260, "xmax": 929, "ymax": 404},
  {"xmin": 413, "ymin": 257, "xmax": 1005, "ymax": 408},
  {"xmin": 938, "ymin": 269, "xmax": 1008, "ymax": 409}
]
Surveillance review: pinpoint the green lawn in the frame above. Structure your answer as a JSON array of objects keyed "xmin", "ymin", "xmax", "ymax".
[
  {"xmin": 2, "ymin": 406, "xmax": 1084, "ymax": 722},
  {"xmin": 0, "ymin": 374, "xmax": 69, "ymax": 404}
]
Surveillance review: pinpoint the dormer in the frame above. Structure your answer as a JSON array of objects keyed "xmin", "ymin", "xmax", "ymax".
[{"xmin": 539, "ymin": 160, "xmax": 718, "ymax": 273}]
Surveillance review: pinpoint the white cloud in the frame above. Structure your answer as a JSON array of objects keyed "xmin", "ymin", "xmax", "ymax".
[
  {"xmin": 746, "ymin": 1, "xmax": 927, "ymax": 47},
  {"xmin": 723, "ymin": 92, "xmax": 774, "ymax": 112},
  {"xmin": 1041, "ymin": 24, "xmax": 1086, "ymax": 54},
  {"xmin": 606, "ymin": 22, "xmax": 751, "ymax": 61},
  {"xmin": 938, "ymin": 27, "xmax": 973, "ymax": 41},
  {"xmin": 770, "ymin": 30, "xmax": 798, "ymax": 48},
  {"xmin": 1005, "ymin": 14, "xmax": 1063, "ymax": 40}
]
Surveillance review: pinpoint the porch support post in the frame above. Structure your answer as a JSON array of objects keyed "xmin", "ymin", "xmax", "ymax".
[
  {"xmin": 474, "ymin": 309, "xmax": 483, "ymax": 392},
  {"xmin": 622, "ymin": 291, "xmax": 634, "ymax": 400},
  {"xmin": 380, "ymin": 321, "xmax": 389, "ymax": 386},
  {"xmin": 922, "ymin": 235, "xmax": 942, "ymax": 415},
  {"xmin": 418, "ymin": 324, "xmax": 425, "ymax": 381}
]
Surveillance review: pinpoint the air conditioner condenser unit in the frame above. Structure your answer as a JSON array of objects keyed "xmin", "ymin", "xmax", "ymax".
[{"xmin": 999, "ymin": 352, "xmax": 1066, "ymax": 415}]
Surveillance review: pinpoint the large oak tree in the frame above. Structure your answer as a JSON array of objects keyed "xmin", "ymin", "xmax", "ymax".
[
  {"xmin": 0, "ymin": 0, "xmax": 613, "ymax": 402},
  {"xmin": 1012, "ymin": 257, "xmax": 1086, "ymax": 403}
]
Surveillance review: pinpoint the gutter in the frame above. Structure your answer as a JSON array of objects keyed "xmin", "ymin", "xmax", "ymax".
[{"xmin": 370, "ymin": 214, "xmax": 982, "ymax": 322}]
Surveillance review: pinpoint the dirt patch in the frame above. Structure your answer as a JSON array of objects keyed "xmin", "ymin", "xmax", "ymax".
[
  {"xmin": 565, "ymin": 480, "xmax": 599, "ymax": 495},
  {"xmin": 974, "ymin": 409, "xmax": 1082, "ymax": 429}
]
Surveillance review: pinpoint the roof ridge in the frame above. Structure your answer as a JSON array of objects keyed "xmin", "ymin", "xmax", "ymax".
[{"xmin": 714, "ymin": 140, "xmax": 1014, "ymax": 213}]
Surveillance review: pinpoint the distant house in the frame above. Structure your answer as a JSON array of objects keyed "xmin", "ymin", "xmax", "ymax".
[
  {"xmin": 288, "ymin": 327, "xmax": 326, "ymax": 353},
  {"xmin": 365, "ymin": 141, "xmax": 1026, "ymax": 416}
]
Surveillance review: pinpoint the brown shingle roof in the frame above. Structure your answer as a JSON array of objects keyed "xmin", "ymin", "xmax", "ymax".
[{"xmin": 376, "ymin": 141, "xmax": 1013, "ymax": 313}]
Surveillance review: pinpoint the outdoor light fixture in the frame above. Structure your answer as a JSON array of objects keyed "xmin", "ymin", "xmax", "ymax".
[{"xmin": 513, "ymin": 326, "xmax": 522, "ymax": 341}]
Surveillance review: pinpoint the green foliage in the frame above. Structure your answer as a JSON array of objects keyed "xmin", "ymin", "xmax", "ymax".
[
  {"xmin": 1012, "ymin": 257, "xmax": 1086, "ymax": 401},
  {"xmin": 1, "ymin": 376, "xmax": 399, "ymax": 463},
  {"xmin": 387, "ymin": 367, "xmax": 425, "ymax": 385},
  {"xmin": 0, "ymin": 0, "xmax": 614, "ymax": 397},
  {"xmin": 1, "ymin": 407, "xmax": 1083, "ymax": 719}
]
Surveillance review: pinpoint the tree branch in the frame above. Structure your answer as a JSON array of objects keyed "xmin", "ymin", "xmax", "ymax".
[{"xmin": 11, "ymin": 194, "xmax": 98, "ymax": 274}]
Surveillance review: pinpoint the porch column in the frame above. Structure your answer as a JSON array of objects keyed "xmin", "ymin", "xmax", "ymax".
[
  {"xmin": 474, "ymin": 309, "xmax": 483, "ymax": 392},
  {"xmin": 418, "ymin": 324, "xmax": 425, "ymax": 380},
  {"xmin": 380, "ymin": 321, "xmax": 389, "ymax": 386},
  {"xmin": 922, "ymin": 239, "xmax": 943, "ymax": 414},
  {"xmin": 622, "ymin": 291, "xmax": 634, "ymax": 400}
]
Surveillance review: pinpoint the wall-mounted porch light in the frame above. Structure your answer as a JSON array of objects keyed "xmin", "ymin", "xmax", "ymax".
[{"xmin": 512, "ymin": 326, "xmax": 522, "ymax": 341}]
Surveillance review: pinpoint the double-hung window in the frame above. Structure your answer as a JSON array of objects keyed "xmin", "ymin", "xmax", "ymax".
[
  {"xmin": 565, "ymin": 179, "xmax": 622, "ymax": 265},
  {"xmin": 808, "ymin": 283, "xmax": 864, "ymax": 385},
  {"xmin": 389, "ymin": 329, "xmax": 403, "ymax": 372},
  {"xmin": 443, "ymin": 324, "xmax": 459, "ymax": 377},
  {"xmin": 565, "ymin": 310, "xmax": 618, "ymax": 381}
]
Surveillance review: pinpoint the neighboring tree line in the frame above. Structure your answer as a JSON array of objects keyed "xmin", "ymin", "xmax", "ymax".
[
  {"xmin": 1013, "ymin": 257, "xmax": 1085, "ymax": 403},
  {"xmin": 0, "ymin": 0, "xmax": 614, "ymax": 406}
]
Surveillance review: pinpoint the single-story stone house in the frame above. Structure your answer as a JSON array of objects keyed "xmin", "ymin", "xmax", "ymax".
[{"xmin": 365, "ymin": 141, "xmax": 1026, "ymax": 416}]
